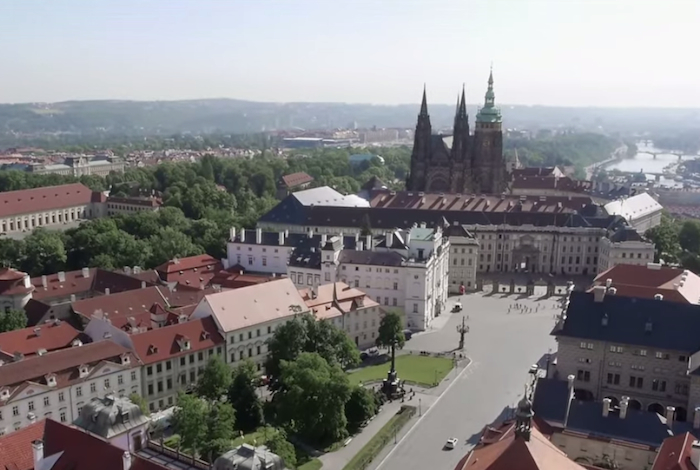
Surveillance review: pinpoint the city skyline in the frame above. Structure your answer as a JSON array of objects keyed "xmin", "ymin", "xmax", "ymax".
[{"xmin": 1, "ymin": 0, "xmax": 698, "ymax": 107}]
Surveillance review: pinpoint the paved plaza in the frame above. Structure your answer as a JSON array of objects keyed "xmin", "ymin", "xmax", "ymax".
[{"xmin": 366, "ymin": 291, "xmax": 560, "ymax": 470}]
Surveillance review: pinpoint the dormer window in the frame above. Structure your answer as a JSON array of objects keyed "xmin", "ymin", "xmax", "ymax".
[
  {"xmin": 45, "ymin": 374, "xmax": 57, "ymax": 387},
  {"xmin": 79, "ymin": 365, "xmax": 89, "ymax": 378},
  {"xmin": 201, "ymin": 331, "xmax": 210, "ymax": 340},
  {"xmin": 120, "ymin": 354, "xmax": 130, "ymax": 365},
  {"xmin": 0, "ymin": 388, "xmax": 9, "ymax": 400},
  {"xmin": 72, "ymin": 339, "xmax": 83, "ymax": 347},
  {"xmin": 148, "ymin": 345, "xmax": 158, "ymax": 355},
  {"xmin": 121, "ymin": 411, "xmax": 130, "ymax": 423},
  {"xmin": 184, "ymin": 340, "xmax": 191, "ymax": 350}
]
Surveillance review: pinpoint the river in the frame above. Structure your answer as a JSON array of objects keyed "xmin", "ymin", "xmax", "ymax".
[{"xmin": 604, "ymin": 142, "xmax": 698, "ymax": 187}]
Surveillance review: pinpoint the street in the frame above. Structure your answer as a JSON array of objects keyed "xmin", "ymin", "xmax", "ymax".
[{"xmin": 371, "ymin": 292, "xmax": 559, "ymax": 470}]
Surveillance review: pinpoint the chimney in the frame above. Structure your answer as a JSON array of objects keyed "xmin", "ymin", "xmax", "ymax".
[
  {"xmin": 240, "ymin": 229, "xmax": 246, "ymax": 242},
  {"xmin": 105, "ymin": 288, "xmax": 110, "ymax": 295},
  {"xmin": 620, "ymin": 396, "xmax": 629, "ymax": 419},
  {"xmin": 365, "ymin": 234, "xmax": 372, "ymax": 250},
  {"xmin": 605, "ymin": 278, "xmax": 612, "ymax": 288},
  {"xmin": 654, "ymin": 293, "xmax": 664, "ymax": 300},
  {"xmin": 592, "ymin": 285, "xmax": 606, "ymax": 302},
  {"xmin": 647, "ymin": 262, "xmax": 662, "ymax": 270},
  {"xmin": 386, "ymin": 231, "xmax": 394, "ymax": 248},
  {"xmin": 321, "ymin": 234, "xmax": 327, "ymax": 246},
  {"xmin": 70, "ymin": 294, "xmax": 76, "ymax": 302},
  {"xmin": 23, "ymin": 274, "xmax": 31, "ymax": 289},
  {"xmin": 57, "ymin": 271, "xmax": 66, "ymax": 283},
  {"xmin": 82, "ymin": 267, "xmax": 90, "ymax": 278},
  {"xmin": 32, "ymin": 440, "xmax": 44, "ymax": 468},
  {"xmin": 405, "ymin": 230, "xmax": 411, "ymax": 245},
  {"xmin": 141, "ymin": 281, "xmax": 147, "ymax": 289},
  {"xmin": 666, "ymin": 406, "xmax": 676, "ymax": 427},
  {"xmin": 357, "ymin": 240, "xmax": 364, "ymax": 251},
  {"xmin": 602, "ymin": 398, "xmax": 611, "ymax": 417},
  {"xmin": 122, "ymin": 451, "xmax": 133, "ymax": 470},
  {"xmin": 567, "ymin": 374, "xmax": 575, "ymax": 392},
  {"xmin": 607, "ymin": 287, "xmax": 617, "ymax": 295},
  {"xmin": 255, "ymin": 228, "xmax": 262, "ymax": 244},
  {"xmin": 279, "ymin": 231, "xmax": 286, "ymax": 246},
  {"xmin": 41, "ymin": 275, "xmax": 47, "ymax": 288},
  {"xmin": 230, "ymin": 227, "xmax": 236, "ymax": 241},
  {"xmin": 693, "ymin": 407, "xmax": 700, "ymax": 429}
]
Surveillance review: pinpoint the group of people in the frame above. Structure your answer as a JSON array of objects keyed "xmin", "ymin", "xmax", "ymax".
[{"xmin": 507, "ymin": 302, "xmax": 543, "ymax": 314}]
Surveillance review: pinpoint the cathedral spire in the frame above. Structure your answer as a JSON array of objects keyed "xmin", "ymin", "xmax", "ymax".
[
  {"xmin": 419, "ymin": 84, "xmax": 429, "ymax": 117},
  {"xmin": 460, "ymin": 84, "xmax": 467, "ymax": 117}
]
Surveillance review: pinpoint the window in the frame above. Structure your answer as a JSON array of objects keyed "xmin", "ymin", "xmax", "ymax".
[
  {"xmin": 257, "ymin": 346, "xmax": 261, "ymax": 355},
  {"xmin": 325, "ymin": 272, "xmax": 331, "ymax": 282},
  {"xmin": 180, "ymin": 357, "xmax": 186, "ymax": 366},
  {"xmin": 577, "ymin": 370, "xmax": 591, "ymax": 382},
  {"xmin": 629, "ymin": 376, "xmax": 644, "ymax": 388},
  {"xmin": 656, "ymin": 351, "xmax": 670, "ymax": 360},
  {"xmin": 652, "ymin": 379, "xmax": 667, "ymax": 392},
  {"xmin": 354, "ymin": 279, "xmax": 359, "ymax": 288},
  {"xmin": 28, "ymin": 401, "xmax": 34, "ymax": 411},
  {"xmin": 148, "ymin": 384, "xmax": 154, "ymax": 395},
  {"xmin": 198, "ymin": 352, "xmax": 204, "ymax": 361},
  {"xmin": 586, "ymin": 343, "xmax": 594, "ymax": 350},
  {"xmin": 248, "ymin": 348, "xmax": 253, "ymax": 357},
  {"xmin": 104, "ymin": 378, "xmax": 110, "ymax": 389},
  {"xmin": 156, "ymin": 363, "xmax": 162, "ymax": 373},
  {"xmin": 60, "ymin": 411, "xmax": 66, "ymax": 422},
  {"xmin": 43, "ymin": 396, "xmax": 50, "ymax": 407},
  {"xmin": 59, "ymin": 392, "xmax": 65, "ymax": 402},
  {"xmin": 248, "ymin": 256, "xmax": 253, "ymax": 265},
  {"xmin": 157, "ymin": 381, "xmax": 163, "ymax": 393},
  {"xmin": 90, "ymin": 383, "xmax": 96, "ymax": 393},
  {"xmin": 675, "ymin": 382, "xmax": 689, "ymax": 396},
  {"xmin": 606, "ymin": 373, "xmax": 620, "ymax": 385},
  {"xmin": 147, "ymin": 366, "xmax": 153, "ymax": 376},
  {"xmin": 393, "ymin": 282, "xmax": 398, "ymax": 290},
  {"xmin": 167, "ymin": 378, "xmax": 172, "ymax": 390},
  {"xmin": 76, "ymin": 386, "xmax": 82, "ymax": 397},
  {"xmin": 12, "ymin": 406, "xmax": 18, "ymax": 417},
  {"xmin": 680, "ymin": 355, "xmax": 687, "ymax": 362},
  {"xmin": 267, "ymin": 326, "xmax": 272, "ymax": 334},
  {"xmin": 248, "ymin": 331, "xmax": 252, "ymax": 339},
  {"xmin": 262, "ymin": 257, "xmax": 267, "ymax": 266},
  {"xmin": 118, "ymin": 375, "xmax": 123, "ymax": 385},
  {"xmin": 412, "ymin": 304, "xmax": 418, "ymax": 313},
  {"xmin": 579, "ymin": 342, "xmax": 586, "ymax": 349},
  {"xmin": 392, "ymin": 298, "xmax": 397, "ymax": 307},
  {"xmin": 609, "ymin": 345, "xmax": 624, "ymax": 353},
  {"xmin": 189, "ymin": 355, "xmax": 194, "ymax": 364}
]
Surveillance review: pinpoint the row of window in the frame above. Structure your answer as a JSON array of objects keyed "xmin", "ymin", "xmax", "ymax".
[{"xmin": 1, "ymin": 208, "xmax": 87, "ymax": 232}]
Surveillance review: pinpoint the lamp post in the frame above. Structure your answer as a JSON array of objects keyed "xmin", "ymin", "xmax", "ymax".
[
  {"xmin": 419, "ymin": 398, "xmax": 422, "ymax": 416},
  {"xmin": 456, "ymin": 316, "xmax": 469, "ymax": 350}
]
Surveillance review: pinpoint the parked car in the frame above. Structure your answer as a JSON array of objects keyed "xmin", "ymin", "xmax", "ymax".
[
  {"xmin": 452, "ymin": 302, "xmax": 463, "ymax": 312},
  {"xmin": 403, "ymin": 329, "xmax": 413, "ymax": 340}
]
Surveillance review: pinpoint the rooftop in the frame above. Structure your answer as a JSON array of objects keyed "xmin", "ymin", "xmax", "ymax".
[
  {"xmin": 0, "ymin": 183, "xmax": 97, "ymax": 219},
  {"xmin": 198, "ymin": 278, "xmax": 307, "ymax": 332},
  {"xmin": 591, "ymin": 264, "xmax": 700, "ymax": 304},
  {"xmin": 291, "ymin": 186, "xmax": 370, "ymax": 208},
  {"xmin": 280, "ymin": 171, "xmax": 314, "ymax": 188},
  {"xmin": 339, "ymin": 249, "xmax": 405, "ymax": 267},
  {"xmin": 0, "ymin": 420, "xmax": 46, "ymax": 470},
  {"xmin": 604, "ymin": 192, "xmax": 663, "ymax": 223},
  {"xmin": 73, "ymin": 394, "xmax": 150, "ymax": 438},
  {"xmin": 300, "ymin": 282, "xmax": 379, "ymax": 320},
  {"xmin": 652, "ymin": 433, "xmax": 697, "ymax": 470},
  {"xmin": 130, "ymin": 317, "xmax": 224, "ymax": 365},
  {"xmin": 553, "ymin": 290, "xmax": 700, "ymax": 353},
  {"xmin": 31, "ymin": 268, "xmax": 149, "ymax": 301},
  {"xmin": 70, "ymin": 286, "xmax": 168, "ymax": 327},
  {"xmin": 0, "ymin": 321, "xmax": 81, "ymax": 360}
]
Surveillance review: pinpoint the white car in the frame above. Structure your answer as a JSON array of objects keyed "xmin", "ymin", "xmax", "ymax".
[
  {"xmin": 444, "ymin": 438, "xmax": 458, "ymax": 450},
  {"xmin": 452, "ymin": 302, "xmax": 463, "ymax": 312}
]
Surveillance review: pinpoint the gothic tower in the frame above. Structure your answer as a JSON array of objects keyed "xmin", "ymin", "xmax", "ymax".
[
  {"xmin": 450, "ymin": 86, "xmax": 471, "ymax": 192},
  {"xmin": 406, "ymin": 87, "xmax": 432, "ymax": 191},
  {"xmin": 473, "ymin": 69, "xmax": 506, "ymax": 194}
]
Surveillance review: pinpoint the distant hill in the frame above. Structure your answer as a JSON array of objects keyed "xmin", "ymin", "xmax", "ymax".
[{"xmin": 1, "ymin": 99, "xmax": 700, "ymax": 145}]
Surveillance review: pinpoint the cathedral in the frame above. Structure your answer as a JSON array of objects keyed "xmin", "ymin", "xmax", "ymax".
[{"xmin": 406, "ymin": 70, "xmax": 507, "ymax": 194}]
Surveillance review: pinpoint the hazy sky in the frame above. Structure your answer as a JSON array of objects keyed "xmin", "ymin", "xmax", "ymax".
[{"xmin": 1, "ymin": 0, "xmax": 698, "ymax": 106}]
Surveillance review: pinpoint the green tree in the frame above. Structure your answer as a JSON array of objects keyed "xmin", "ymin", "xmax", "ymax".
[
  {"xmin": 195, "ymin": 355, "xmax": 232, "ymax": 401},
  {"xmin": 202, "ymin": 401, "xmax": 236, "ymax": 461},
  {"xmin": 679, "ymin": 220, "xmax": 700, "ymax": 254},
  {"xmin": 265, "ymin": 314, "xmax": 359, "ymax": 385},
  {"xmin": 129, "ymin": 393, "xmax": 150, "ymax": 416},
  {"xmin": 265, "ymin": 429, "xmax": 297, "ymax": 469},
  {"xmin": 344, "ymin": 386, "xmax": 377, "ymax": 433},
  {"xmin": 172, "ymin": 393, "xmax": 208, "ymax": 454},
  {"xmin": 645, "ymin": 214, "xmax": 681, "ymax": 263},
  {"xmin": 228, "ymin": 360, "xmax": 264, "ymax": 433},
  {"xmin": 375, "ymin": 311, "xmax": 405, "ymax": 350},
  {"xmin": 22, "ymin": 229, "xmax": 67, "ymax": 276},
  {"xmin": 148, "ymin": 227, "xmax": 203, "ymax": 268},
  {"xmin": 276, "ymin": 352, "xmax": 351, "ymax": 446},
  {"xmin": 0, "ymin": 309, "xmax": 28, "ymax": 333}
]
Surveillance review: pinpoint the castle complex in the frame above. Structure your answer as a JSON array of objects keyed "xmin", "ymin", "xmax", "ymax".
[{"xmin": 406, "ymin": 70, "xmax": 507, "ymax": 194}]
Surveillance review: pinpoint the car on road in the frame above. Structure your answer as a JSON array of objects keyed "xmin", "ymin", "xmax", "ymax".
[
  {"xmin": 452, "ymin": 302, "xmax": 463, "ymax": 312},
  {"xmin": 444, "ymin": 438, "xmax": 458, "ymax": 450}
]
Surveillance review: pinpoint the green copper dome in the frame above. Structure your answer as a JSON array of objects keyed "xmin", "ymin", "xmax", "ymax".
[{"xmin": 476, "ymin": 69, "xmax": 502, "ymax": 124}]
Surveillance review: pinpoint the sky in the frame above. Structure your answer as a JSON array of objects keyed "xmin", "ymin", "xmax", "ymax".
[{"xmin": 1, "ymin": 0, "xmax": 698, "ymax": 107}]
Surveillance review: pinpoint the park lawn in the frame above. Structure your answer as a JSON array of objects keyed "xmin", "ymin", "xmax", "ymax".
[
  {"xmin": 348, "ymin": 355, "xmax": 453, "ymax": 387},
  {"xmin": 230, "ymin": 426, "xmax": 278, "ymax": 447},
  {"xmin": 298, "ymin": 459, "xmax": 323, "ymax": 470}
]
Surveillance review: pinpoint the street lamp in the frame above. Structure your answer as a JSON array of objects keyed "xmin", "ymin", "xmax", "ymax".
[{"xmin": 419, "ymin": 398, "xmax": 422, "ymax": 416}]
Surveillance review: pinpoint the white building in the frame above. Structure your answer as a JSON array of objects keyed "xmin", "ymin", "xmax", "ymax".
[
  {"xmin": 598, "ymin": 226, "xmax": 656, "ymax": 272},
  {"xmin": 603, "ymin": 192, "xmax": 663, "ymax": 233},
  {"xmin": 288, "ymin": 226, "xmax": 449, "ymax": 331},
  {"xmin": 299, "ymin": 282, "xmax": 384, "ymax": 349},
  {"xmin": 226, "ymin": 227, "xmax": 299, "ymax": 275},
  {"xmin": 191, "ymin": 278, "xmax": 309, "ymax": 373},
  {"xmin": 0, "ymin": 340, "xmax": 141, "ymax": 436},
  {"xmin": 444, "ymin": 224, "xmax": 479, "ymax": 293}
]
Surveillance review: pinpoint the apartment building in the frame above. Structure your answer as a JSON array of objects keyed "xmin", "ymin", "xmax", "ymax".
[
  {"xmin": 590, "ymin": 264, "xmax": 700, "ymax": 304},
  {"xmin": 299, "ymin": 282, "xmax": 383, "ymax": 349},
  {"xmin": 106, "ymin": 195, "xmax": 161, "ymax": 216},
  {"xmin": 128, "ymin": 317, "xmax": 224, "ymax": 412},
  {"xmin": 552, "ymin": 288, "xmax": 700, "ymax": 423},
  {"xmin": 288, "ymin": 226, "xmax": 449, "ymax": 331},
  {"xmin": 598, "ymin": 227, "xmax": 656, "ymax": 272},
  {"xmin": 0, "ymin": 340, "xmax": 141, "ymax": 436},
  {"xmin": 0, "ymin": 183, "xmax": 106, "ymax": 236},
  {"xmin": 30, "ymin": 155, "xmax": 125, "ymax": 177},
  {"xmin": 444, "ymin": 224, "xmax": 479, "ymax": 292},
  {"xmin": 257, "ymin": 187, "xmax": 655, "ymax": 278},
  {"xmin": 191, "ymin": 278, "xmax": 308, "ymax": 373}
]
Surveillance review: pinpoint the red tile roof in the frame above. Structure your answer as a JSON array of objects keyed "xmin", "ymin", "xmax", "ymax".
[
  {"xmin": 0, "ymin": 183, "xmax": 96, "ymax": 219},
  {"xmin": 156, "ymin": 254, "xmax": 221, "ymax": 275},
  {"xmin": 43, "ymin": 419, "xmax": 167, "ymax": 470},
  {"xmin": 0, "ymin": 420, "xmax": 46, "ymax": 470},
  {"xmin": 594, "ymin": 264, "xmax": 684, "ymax": 288},
  {"xmin": 0, "ymin": 340, "xmax": 137, "ymax": 399},
  {"xmin": 0, "ymin": 267, "xmax": 33, "ymax": 296},
  {"xmin": 590, "ymin": 264, "xmax": 697, "ymax": 304},
  {"xmin": 652, "ymin": 432, "xmax": 697, "ymax": 470},
  {"xmin": 70, "ymin": 286, "xmax": 168, "ymax": 326},
  {"xmin": 130, "ymin": 317, "xmax": 224, "ymax": 365},
  {"xmin": 0, "ymin": 321, "xmax": 80, "ymax": 359},
  {"xmin": 209, "ymin": 269, "xmax": 275, "ymax": 290},
  {"xmin": 31, "ymin": 268, "xmax": 150, "ymax": 301},
  {"xmin": 159, "ymin": 287, "xmax": 213, "ymax": 308},
  {"xmin": 155, "ymin": 254, "xmax": 222, "ymax": 288},
  {"xmin": 281, "ymin": 171, "xmax": 314, "ymax": 188}
]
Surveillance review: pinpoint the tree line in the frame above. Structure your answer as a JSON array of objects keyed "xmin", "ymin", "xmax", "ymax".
[{"xmin": 645, "ymin": 213, "xmax": 700, "ymax": 271}]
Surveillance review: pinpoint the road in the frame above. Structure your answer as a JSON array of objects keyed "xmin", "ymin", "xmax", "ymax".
[{"xmin": 372, "ymin": 292, "xmax": 559, "ymax": 470}]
